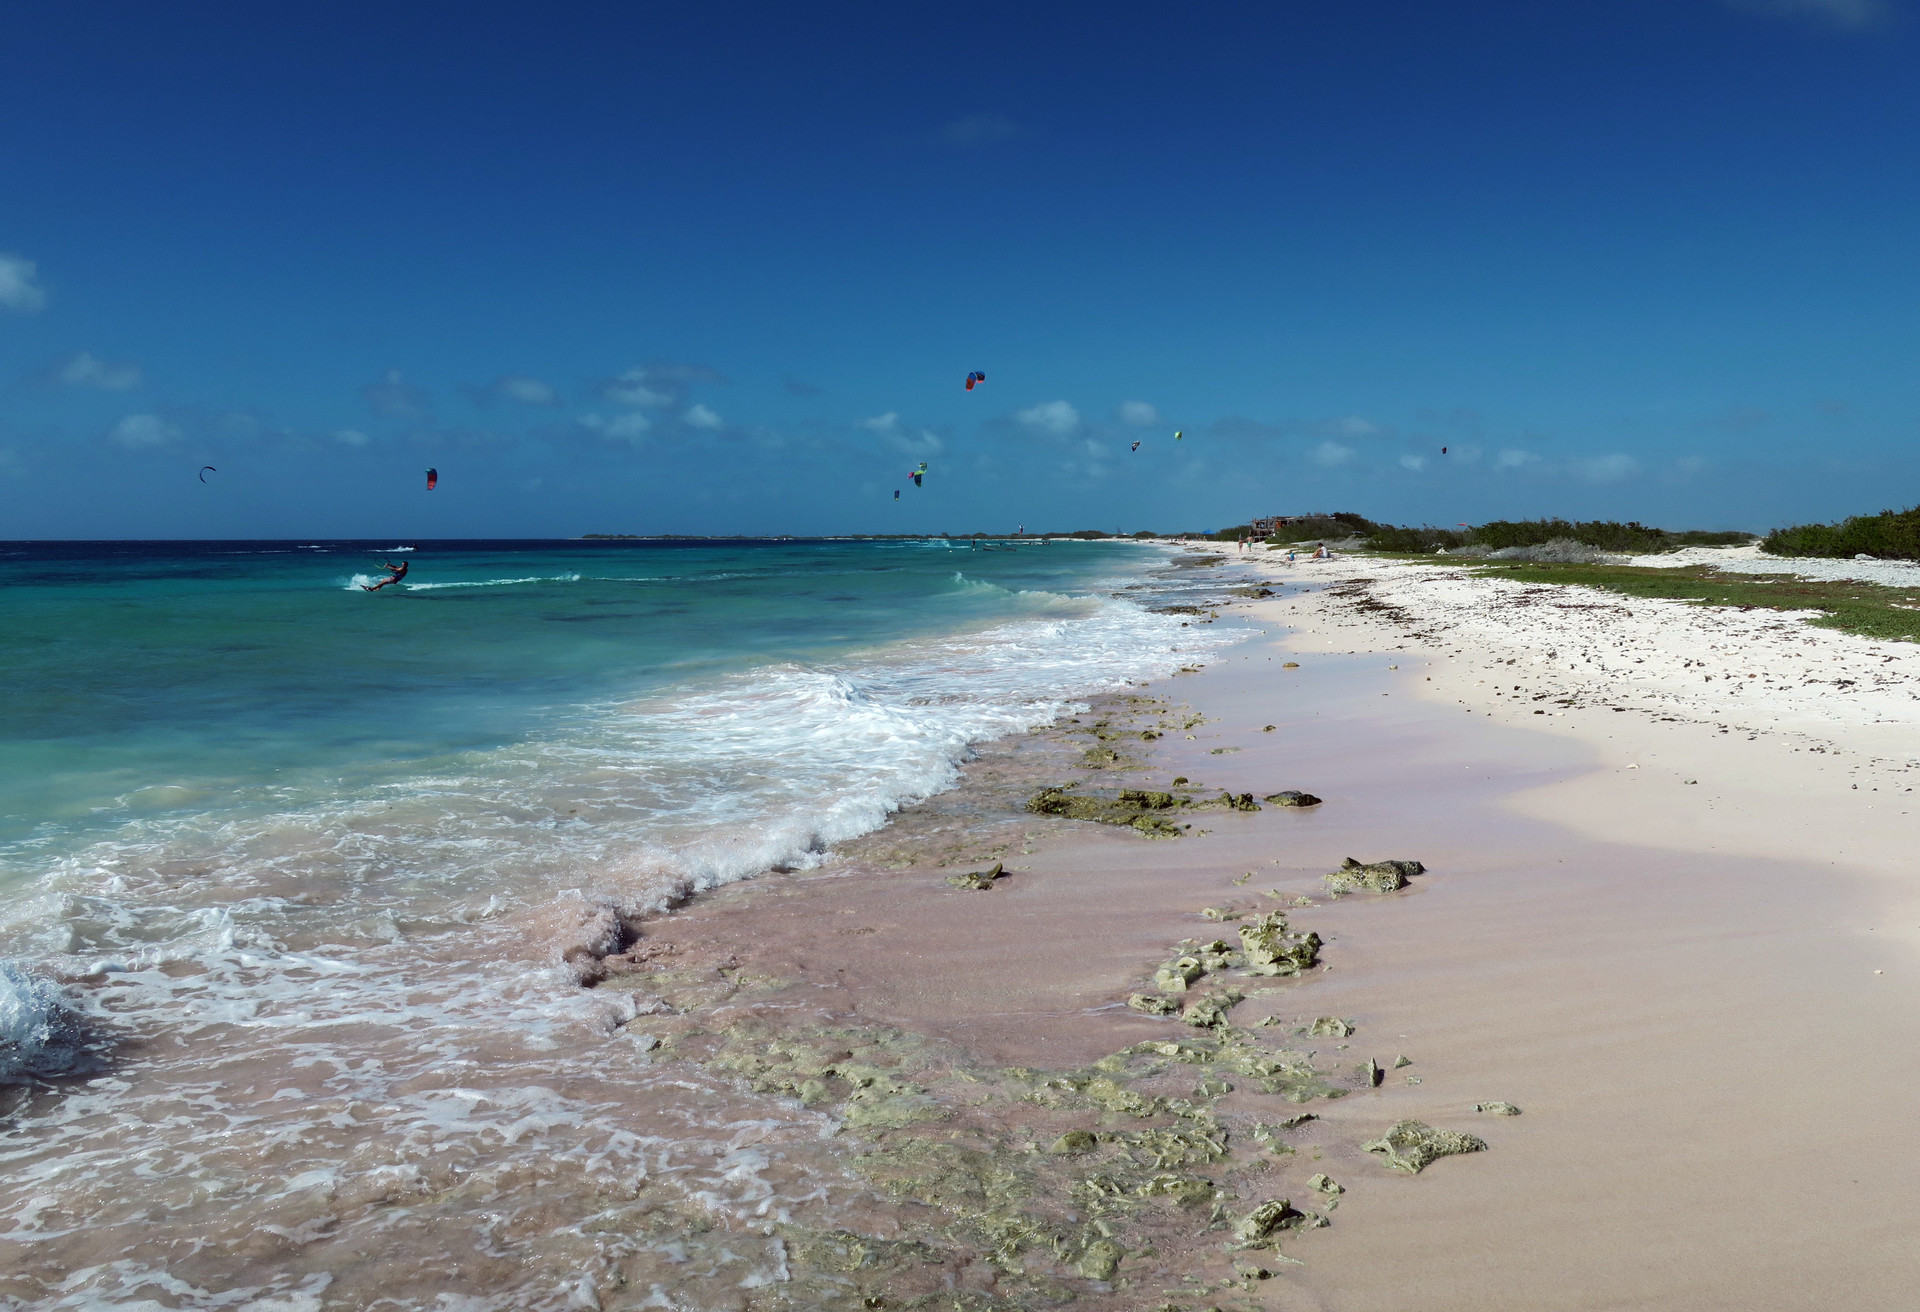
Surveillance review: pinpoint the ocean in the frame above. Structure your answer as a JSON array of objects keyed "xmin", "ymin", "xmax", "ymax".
[{"xmin": 0, "ymin": 537, "xmax": 1242, "ymax": 1310}]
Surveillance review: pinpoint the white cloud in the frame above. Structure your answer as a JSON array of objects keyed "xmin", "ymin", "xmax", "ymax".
[
  {"xmin": 684, "ymin": 403, "xmax": 723, "ymax": 430},
  {"xmin": 579, "ymin": 412, "xmax": 651, "ymax": 442},
  {"xmin": 1313, "ymin": 441, "xmax": 1355, "ymax": 467},
  {"xmin": 1399, "ymin": 454, "xmax": 1427, "ymax": 471},
  {"xmin": 862, "ymin": 411, "xmax": 901, "ymax": 433},
  {"xmin": 1337, "ymin": 415, "xmax": 1378, "ymax": 436},
  {"xmin": 1116, "ymin": 400, "xmax": 1159, "ymax": 427},
  {"xmin": 1577, "ymin": 453, "xmax": 1641, "ymax": 483},
  {"xmin": 333, "ymin": 428, "xmax": 370, "ymax": 446},
  {"xmin": 0, "ymin": 253, "xmax": 47, "ymax": 312},
  {"xmin": 945, "ymin": 114, "xmax": 1018, "ymax": 145},
  {"xmin": 1017, "ymin": 400, "xmax": 1081, "ymax": 435},
  {"xmin": 56, "ymin": 351, "xmax": 141, "ymax": 390},
  {"xmin": 497, "ymin": 375, "xmax": 558, "ymax": 406},
  {"xmin": 362, "ymin": 369, "xmax": 430, "ymax": 419},
  {"xmin": 107, "ymin": 413, "xmax": 181, "ymax": 448},
  {"xmin": 1495, "ymin": 448, "xmax": 1541, "ymax": 470},
  {"xmin": 1725, "ymin": 0, "xmax": 1892, "ymax": 28},
  {"xmin": 602, "ymin": 367, "xmax": 676, "ymax": 408}
]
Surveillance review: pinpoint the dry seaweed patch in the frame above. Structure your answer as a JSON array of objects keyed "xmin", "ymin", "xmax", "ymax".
[
  {"xmin": 946, "ymin": 862, "xmax": 1006, "ymax": 890},
  {"xmin": 1362, "ymin": 1120, "xmax": 1489, "ymax": 1174},
  {"xmin": 617, "ymin": 959, "xmax": 1363, "ymax": 1309},
  {"xmin": 1022, "ymin": 785, "xmax": 1285, "ymax": 840},
  {"xmin": 1322, "ymin": 857, "xmax": 1426, "ymax": 894}
]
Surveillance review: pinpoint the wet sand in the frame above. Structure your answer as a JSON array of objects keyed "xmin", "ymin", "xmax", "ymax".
[{"xmin": 651, "ymin": 567, "xmax": 1920, "ymax": 1308}]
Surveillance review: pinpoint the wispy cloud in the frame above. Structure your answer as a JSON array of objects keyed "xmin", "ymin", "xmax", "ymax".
[
  {"xmin": 1335, "ymin": 415, "xmax": 1378, "ymax": 436},
  {"xmin": 945, "ymin": 113, "xmax": 1018, "ymax": 145},
  {"xmin": 1116, "ymin": 400, "xmax": 1160, "ymax": 427},
  {"xmin": 601, "ymin": 367, "xmax": 675, "ymax": 408},
  {"xmin": 862, "ymin": 410, "xmax": 943, "ymax": 457},
  {"xmin": 106, "ymin": 413, "xmax": 181, "ymax": 448},
  {"xmin": 578, "ymin": 412, "xmax": 652, "ymax": 443},
  {"xmin": 1313, "ymin": 441, "xmax": 1355, "ymax": 467},
  {"xmin": 0, "ymin": 253, "xmax": 47, "ymax": 312},
  {"xmin": 1495, "ymin": 448, "xmax": 1541, "ymax": 470},
  {"xmin": 1399, "ymin": 454, "xmax": 1427, "ymax": 471},
  {"xmin": 54, "ymin": 351, "xmax": 141, "ymax": 390},
  {"xmin": 1725, "ymin": 0, "xmax": 1894, "ymax": 29},
  {"xmin": 598, "ymin": 362, "xmax": 721, "ymax": 410},
  {"xmin": 333, "ymin": 428, "xmax": 370, "ymax": 446},
  {"xmin": 683, "ymin": 403, "xmax": 724, "ymax": 430},
  {"xmin": 361, "ymin": 369, "xmax": 431, "ymax": 419},
  {"xmin": 1017, "ymin": 400, "xmax": 1081, "ymax": 435},
  {"xmin": 465, "ymin": 375, "xmax": 559, "ymax": 407},
  {"xmin": 1577, "ymin": 453, "xmax": 1640, "ymax": 483}
]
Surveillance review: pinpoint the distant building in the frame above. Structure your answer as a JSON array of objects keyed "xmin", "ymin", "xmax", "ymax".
[{"xmin": 1249, "ymin": 515, "xmax": 1313, "ymax": 538}]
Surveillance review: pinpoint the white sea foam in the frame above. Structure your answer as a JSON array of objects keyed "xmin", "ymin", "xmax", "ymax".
[
  {"xmin": 341, "ymin": 571, "xmax": 584, "ymax": 591},
  {"xmin": 402, "ymin": 572, "xmax": 583, "ymax": 590},
  {"xmin": 0, "ymin": 963, "xmax": 84, "ymax": 1081}
]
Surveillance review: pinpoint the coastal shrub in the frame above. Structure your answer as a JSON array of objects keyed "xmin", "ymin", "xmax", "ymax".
[
  {"xmin": 1472, "ymin": 519, "xmax": 1752, "ymax": 554},
  {"xmin": 1366, "ymin": 524, "xmax": 1467, "ymax": 553},
  {"xmin": 1255, "ymin": 512, "xmax": 1380, "ymax": 545},
  {"xmin": 1763, "ymin": 506, "xmax": 1920, "ymax": 560},
  {"xmin": 1488, "ymin": 538, "xmax": 1623, "ymax": 564}
]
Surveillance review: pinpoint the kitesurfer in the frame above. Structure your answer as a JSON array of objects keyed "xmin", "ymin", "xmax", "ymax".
[{"xmin": 361, "ymin": 559, "xmax": 410, "ymax": 592}]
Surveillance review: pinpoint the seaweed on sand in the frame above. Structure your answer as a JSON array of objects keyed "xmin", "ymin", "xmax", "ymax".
[
  {"xmin": 1361, "ymin": 1119, "xmax": 1489, "ymax": 1173},
  {"xmin": 1237, "ymin": 912, "xmax": 1323, "ymax": 976},
  {"xmin": 1323, "ymin": 856, "xmax": 1426, "ymax": 894},
  {"xmin": 946, "ymin": 862, "xmax": 1005, "ymax": 890},
  {"xmin": 1025, "ymin": 787, "xmax": 1188, "ymax": 838}
]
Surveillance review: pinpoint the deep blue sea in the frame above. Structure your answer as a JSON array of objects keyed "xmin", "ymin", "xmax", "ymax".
[{"xmin": 0, "ymin": 537, "xmax": 1243, "ymax": 1309}]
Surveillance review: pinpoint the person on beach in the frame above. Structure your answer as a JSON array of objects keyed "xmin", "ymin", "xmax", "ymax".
[{"xmin": 361, "ymin": 559, "xmax": 409, "ymax": 592}]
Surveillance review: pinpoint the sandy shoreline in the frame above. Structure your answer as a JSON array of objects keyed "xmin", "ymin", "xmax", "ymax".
[{"xmin": 598, "ymin": 546, "xmax": 1920, "ymax": 1309}]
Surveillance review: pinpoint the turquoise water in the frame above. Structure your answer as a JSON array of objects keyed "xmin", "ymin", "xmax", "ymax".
[
  {"xmin": 0, "ymin": 537, "xmax": 1248, "ymax": 1309},
  {"xmin": 0, "ymin": 539, "xmax": 1161, "ymax": 851}
]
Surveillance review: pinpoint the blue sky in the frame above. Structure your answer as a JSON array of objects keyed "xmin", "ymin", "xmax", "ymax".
[{"xmin": 2, "ymin": 0, "xmax": 1918, "ymax": 538}]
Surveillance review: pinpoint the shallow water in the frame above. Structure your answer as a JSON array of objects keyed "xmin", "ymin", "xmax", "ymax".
[{"xmin": 0, "ymin": 537, "xmax": 1243, "ymax": 1309}]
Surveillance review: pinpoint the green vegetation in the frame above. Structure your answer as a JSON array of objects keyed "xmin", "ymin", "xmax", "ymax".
[
  {"xmin": 1218, "ymin": 512, "xmax": 1379, "ymax": 544},
  {"xmin": 1359, "ymin": 518, "xmax": 1752, "ymax": 555},
  {"xmin": 1469, "ymin": 519, "xmax": 1752, "ymax": 553},
  {"xmin": 1478, "ymin": 562, "xmax": 1920, "ymax": 643},
  {"xmin": 1242, "ymin": 515, "xmax": 1750, "ymax": 555},
  {"xmin": 1366, "ymin": 524, "xmax": 1467, "ymax": 552},
  {"xmin": 1763, "ymin": 505, "xmax": 1920, "ymax": 560}
]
